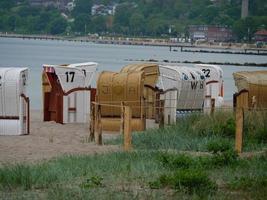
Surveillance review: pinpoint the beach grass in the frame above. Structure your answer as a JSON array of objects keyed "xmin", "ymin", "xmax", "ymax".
[
  {"xmin": 0, "ymin": 150, "xmax": 267, "ymax": 199},
  {"xmin": 107, "ymin": 110, "xmax": 267, "ymax": 152},
  {"xmin": 1, "ymin": 110, "xmax": 267, "ymax": 199}
]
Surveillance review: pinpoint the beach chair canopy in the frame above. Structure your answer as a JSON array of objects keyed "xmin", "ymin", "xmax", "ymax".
[
  {"xmin": 157, "ymin": 65, "xmax": 205, "ymax": 110},
  {"xmin": 0, "ymin": 68, "xmax": 28, "ymax": 116},
  {"xmin": 43, "ymin": 62, "xmax": 98, "ymax": 93},
  {"xmin": 0, "ymin": 67, "xmax": 29, "ymax": 135},
  {"xmin": 97, "ymin": 63, "xmax": 160, "ymax": 118},
  {"xmin": 233, "ymin": 70, "xmax": 267, "ymax": 108}
]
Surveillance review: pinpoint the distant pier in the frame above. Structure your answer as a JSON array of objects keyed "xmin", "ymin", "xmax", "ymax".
[{"xmin": 170, "ymin": 45, "xmax": 267, "ymax": 56}]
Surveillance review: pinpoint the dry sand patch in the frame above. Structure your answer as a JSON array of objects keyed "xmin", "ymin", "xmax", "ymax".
[{"xmin": 0, "ymin": 110, "xmax": 120, "ymax": 165}]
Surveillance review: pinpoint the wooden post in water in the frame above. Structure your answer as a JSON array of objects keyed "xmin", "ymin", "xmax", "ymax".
[
  {"xmin": 235, "ymin": 90, "xmax": 249, "ymax": 154},
  {"xmin": 123, "ymin": 106, "xmax": 132, "ymax": 151}
]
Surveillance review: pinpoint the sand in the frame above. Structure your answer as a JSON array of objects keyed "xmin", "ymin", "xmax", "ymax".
[
  {"xmin": 0, "ymin": 100, "xmax": 234, "ymax": 166},
  {"xmin": 0, "ymin": 110, "xmax": 120, "ymax": 166}
]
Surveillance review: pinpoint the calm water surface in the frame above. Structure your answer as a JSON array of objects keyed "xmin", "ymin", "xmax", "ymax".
[{"xmin": 0, "ymin": 37, "xmax": 266, "ymax": 109}]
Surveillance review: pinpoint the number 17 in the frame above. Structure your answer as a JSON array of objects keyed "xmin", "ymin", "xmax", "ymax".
[{"xmin": 65, "ymin": 71, "xmax": 75, "ymax": 82}]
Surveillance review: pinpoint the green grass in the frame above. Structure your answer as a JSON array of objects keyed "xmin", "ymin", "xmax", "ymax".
[
  {"xmin": 0, "ymin": 150, "xmax": 267, "ymax": 199},
  {"xmin": 149, "ymin": 169, "xmax": 218, "ymax": 196},
  {"xmin": 0, "ymin": 152, "xmax": 168, "ymax": 199},
  {"xmin": 1, "ymin": 110, "xmax": 266, "ymax": 199},
  {"xmin": 107, "ymin": 111, "xmax": 267, "ymax": 152},
  {"xmin": 244, "ymin": 110, "xmax": 267, "ymax": 143}
]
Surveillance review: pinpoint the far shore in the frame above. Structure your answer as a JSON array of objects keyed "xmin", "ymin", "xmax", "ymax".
[{"xmin": 1, "ymin": 32, "xmax": 267, "ymax": 51}]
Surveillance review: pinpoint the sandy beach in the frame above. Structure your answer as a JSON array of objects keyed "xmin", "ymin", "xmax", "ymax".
[
  {"xmin": 0, "ymin": 110, "xmax": 120, "ymax": 166},
  {"xmin": 0, "ymin": 100, "xmax": 233, "ymax": 166}
]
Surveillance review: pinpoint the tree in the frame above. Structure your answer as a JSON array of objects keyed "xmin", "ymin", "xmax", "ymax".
[
  {"xmin": 174, "ymin": 0, "xmax": 190, "ymax": 19},
  {"xmin": 17, "ymin": 6, "xmax": 40, "ymax": 17},
  {"xmin": 233, "ymin": 17, "xmax": 263, "ymax": 41},
  {"xmin": 36, "ymin": 12, "xmax": 51, "ymax": 32},
  {"xmin": 0, "ymin": 0, "xmax": 266, "ymax": 37},
  {"xmin": 114, "ymin": 3, "xmax": 135, "ymax": 27},
  {"xmin": 129, "ymin": 13, "xmax": 145, "ymax": 35},
  {"xmin": 201, "ymin": 6, "xmax": 220, "ymax": 24},
  {"xmin": 48, "ymin": 17, "xmax": 67, "ymax": 35},
  {"xmin": 72, "ymin": 0, "xmax": 93, "ymax": 17},
  {"xmin": 7, "ymin": 15, "xmax": 17, "ymax": 31},
  {"xmin": 250, "ymin": 0, "xmax": 267, "ymax": 16},
  {"xmin": 73, "ymin": 14, "xmax": 90, "ymax": 33},
  {"xmin": 0, "ymin": 0, "xmax": 16, "ymax": 11},
  {"xmin": 146, "ymin": 17, "xmax": 168, "ymax": 36},
  {"xmin": 91, "ymin": 16, "xmax": 107, "ymax": 33}
]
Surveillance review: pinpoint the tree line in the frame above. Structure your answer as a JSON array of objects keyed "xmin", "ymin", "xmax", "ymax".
[
  {"xmin": 0, "ymin": 0, "xmax": 266, "ymax": 41},
  {"xmin": 0, "ymin": 0, "xmax": 67, "ymax": 35}
]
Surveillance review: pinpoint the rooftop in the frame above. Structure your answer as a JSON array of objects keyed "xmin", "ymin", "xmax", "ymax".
[{"xmin": 255, "ymin": 30, "xmax": 267, "ymax": 36}]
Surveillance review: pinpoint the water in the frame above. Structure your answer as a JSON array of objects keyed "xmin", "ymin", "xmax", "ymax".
[{"xmin": 0, "ymin": 37, "xmax": 266, "ymax": 109}]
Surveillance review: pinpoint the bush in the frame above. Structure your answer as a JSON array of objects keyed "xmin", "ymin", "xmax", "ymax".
[
  {"xmin": 254, "ymin": 126, "xmax": 267, "ymax": 143},
  {"xmin": 210, "ymin": 149, "xmax": 238, "ymax": 166},
  {"xmin": 0, "ymin": 163, "xmax": 61, "ymax": 190},
  {"xmin": 245, "ymin": 111, "xmax": 267, "ymax": 143},
  {"xmin": 229, "ymin": 176, "xmax": 267, "ymax": 190},
  {"xmin": 150, "ymin": 169, "xmax": 217, "ymax": 196},
  {"xmin": 173, "ymin": 169, "xmax": 218, "ymax": 195},
  {"xmin": 158, "ymin": 153, "xmax": 194, "ymax": 170},
  {"xmin": 0, "ymin": 164, "xmax": 33, "ymax": 190},
  {"xmin": 80, "ymin": 175, "xmax": 103, "ymax": 189},
  {"xmin": 190, "ymin": 112, "xmax": 235, "ymax": 137},
  {"xmin": 206, "ymin": 140, "xmax": 238, "ymax": 167},
  {"xmin": 220, "ymin": 118, "xmax": 235, "ymax": 137},
  {"xmin": 206, "ymin": 139, "xmax": 232, "ymax": 154},
  {"xmin": 197, "ymin": 151, "xmax": 238, "ymax": 169}
]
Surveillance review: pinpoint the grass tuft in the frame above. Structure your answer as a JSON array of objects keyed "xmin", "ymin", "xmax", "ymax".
[
  {"xmin": 80, "ymin": 175, "xmax": 104, "ymax": 189},
  {"xmin": 206, "ymin": 139, "xmax": 232, "ymax": 154},
  {"xmin": 158, "ymin": 153, "xmax": 194, "ymax": 170},
  {"xmin": 150, "ymin": 169, "xmax": 217, "ymax": 196}
]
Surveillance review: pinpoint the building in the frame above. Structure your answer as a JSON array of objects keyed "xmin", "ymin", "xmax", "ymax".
[
  {"xmin": 188, "ymin": 25, "xmax": 234, "ymax": 42},
  {"xmin": 254, "ymin": 30, "xmax": 267, "ymax": 42},
  {"xmin": 29, "ymin": 0, "xmax": 72, "ymax": 11},
  {"xmin": 91, "ymin": 4, "xmax": 117, "ymax": 16},
  {"xmin": 66, "ymin": 0, "xmax": 75, "ymax": 11}
]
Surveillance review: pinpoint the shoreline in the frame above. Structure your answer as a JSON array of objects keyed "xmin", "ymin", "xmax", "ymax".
[
  {"xmin": 1, "ymin": 33, "xmax": 267, "ymax": 67},
  {"xmin": 1, "ymin": 33, "xmax": 267, "ymax": 52}
]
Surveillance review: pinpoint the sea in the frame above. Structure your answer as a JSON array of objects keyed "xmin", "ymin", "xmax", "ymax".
[{"xmin": 0, "ymin": 37, "xmax": 266, "ymax": 109}]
